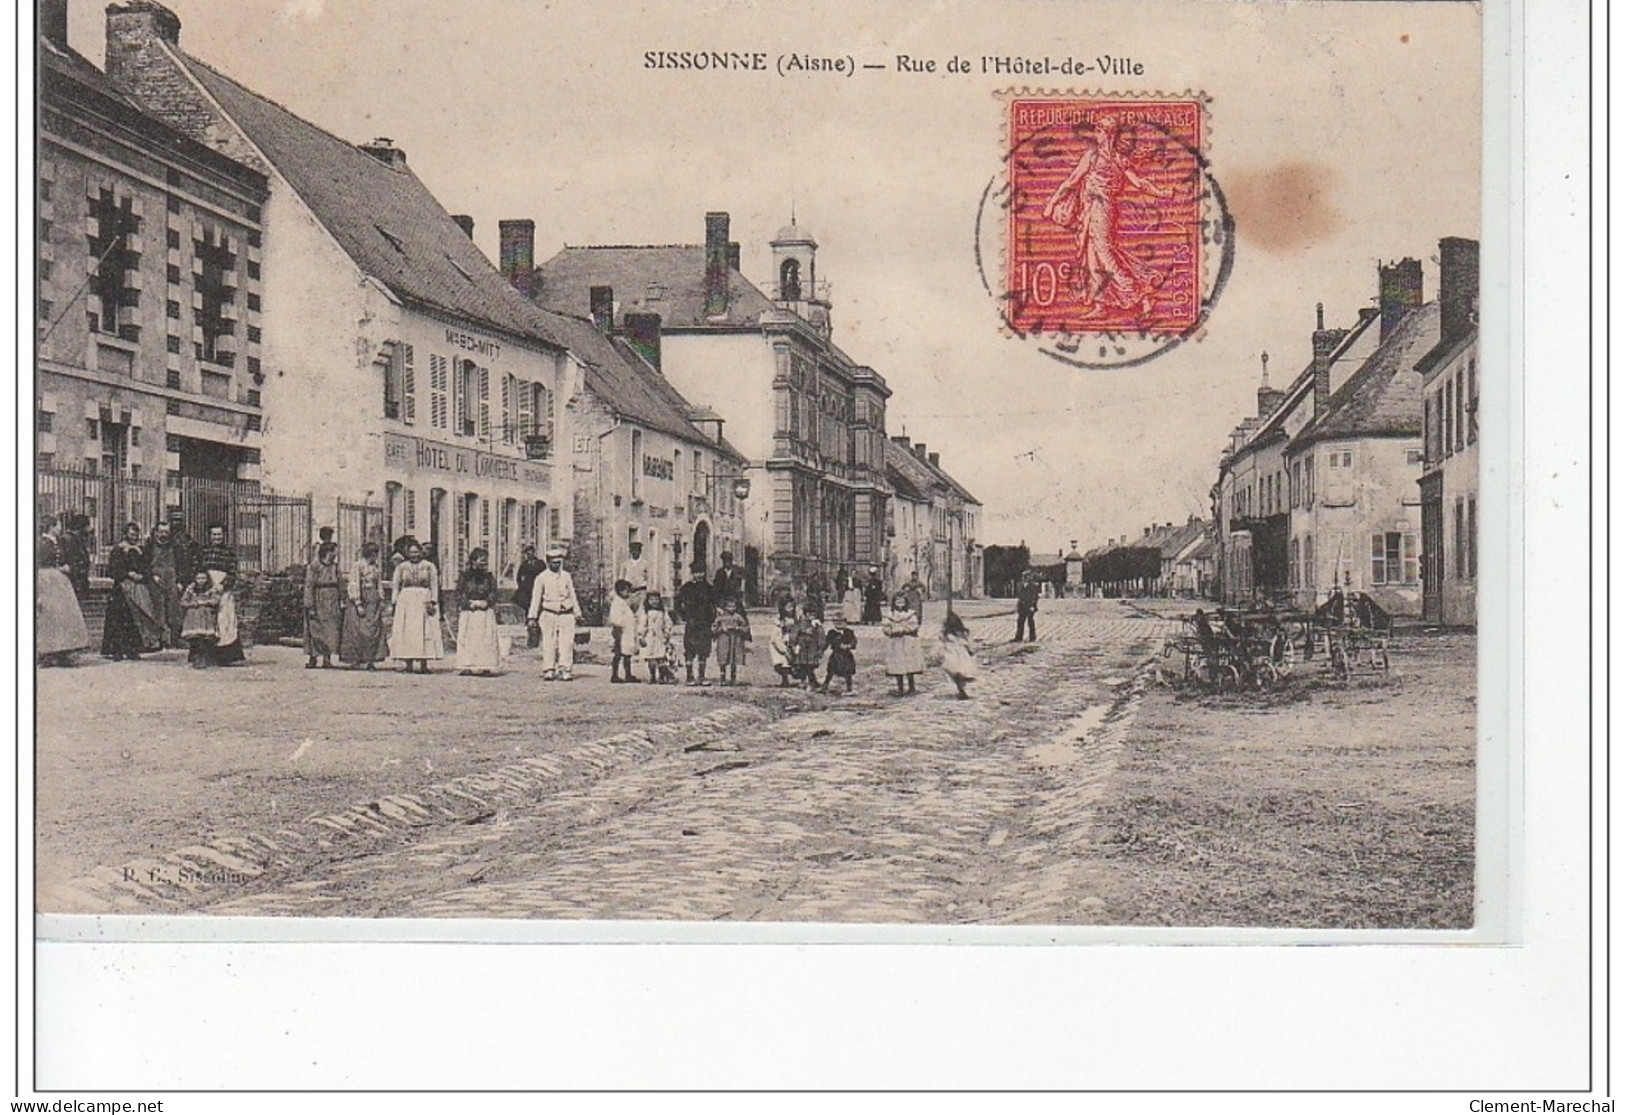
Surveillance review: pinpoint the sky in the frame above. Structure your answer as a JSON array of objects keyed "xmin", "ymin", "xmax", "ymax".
[{"xmin": 64, "ymin": 0, "xmax": 1482, "ymax": 556}]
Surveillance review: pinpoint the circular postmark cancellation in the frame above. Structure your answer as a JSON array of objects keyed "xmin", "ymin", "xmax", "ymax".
[{"xmin": 975, "ymin": 93, "xmax": 1234, "ymax": 370}]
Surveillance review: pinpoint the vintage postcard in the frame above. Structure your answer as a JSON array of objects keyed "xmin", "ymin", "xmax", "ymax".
[{"xmin": 30, "ymin": 0, "xmax": 1494, "ymax": 945}]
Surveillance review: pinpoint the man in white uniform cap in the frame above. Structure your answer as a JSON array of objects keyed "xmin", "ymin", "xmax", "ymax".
[{"xmin": 527, "ymin": 545, "xmax": 583, "ymax": 680}]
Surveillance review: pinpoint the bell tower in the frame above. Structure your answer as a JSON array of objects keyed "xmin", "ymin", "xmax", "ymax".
[{"xmin": 770, "ymin": 218, "xmax": 830, "ymax": 337}]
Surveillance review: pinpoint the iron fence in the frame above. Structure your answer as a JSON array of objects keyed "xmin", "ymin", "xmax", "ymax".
[{"xmin": 36, "ymin": 467, "xmax": 312, "ymax": 576}]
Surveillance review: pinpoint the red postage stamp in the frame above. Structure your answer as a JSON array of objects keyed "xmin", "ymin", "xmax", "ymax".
[{"xmin": 1005, "ymin": 96, "xmax": 1206, "ymax": 339}]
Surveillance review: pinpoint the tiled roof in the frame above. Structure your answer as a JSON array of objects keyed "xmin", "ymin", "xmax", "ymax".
[
  {"xmin": 1289, "ymin": 303, "xmax": 1439, "ymax": 450},
  {"xmin": 536, "ymin": 307, "xmax": 744, "ymax": 460},
  {"xmin": 535, "ymin": 245, "xmax": 779, "ymax": 330},
  {"xmin": 179, "ymin": 56, "xmax": 561, "ymax": 347}
]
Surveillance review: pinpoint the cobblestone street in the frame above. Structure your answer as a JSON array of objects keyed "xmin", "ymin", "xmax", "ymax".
[{"xmin": 37, "ymin": 598, "xmax": 1473, "ymax": 927}]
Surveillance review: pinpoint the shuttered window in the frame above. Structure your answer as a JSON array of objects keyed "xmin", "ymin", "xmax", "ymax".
[
  {"xmin": 429, "ymin": 355, "xmax": 449, "ymax": 429},
  {"xmin": 478, "ymin": 365, "xmax": 490, "ymax": 441}
]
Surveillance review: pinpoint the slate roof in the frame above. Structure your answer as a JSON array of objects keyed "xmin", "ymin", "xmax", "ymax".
[
  {"xmin": 534, "ymin": 307, "xmax": 746, "ymax": 461},
  {"xmin": 41, "ymin": 35, "xmax": 143, "ymax": 109},
  {"xmin": 535, "ymin": 246, "xmax": 780, "ymax": 331},
  {"xmin": 1288, "ymin": 302, "xmax": 1439, "ymax": 451},
  {"xmin": 885, "ymin": 439, "xmax": 944, "ymax": 504},
  {"xmin": 1414, "ymin": 327, "xmax": 1475, "ymax": 380},
  {"xmin": 1235, "ymin": 310, "xmax": 1380, "ymax": 455},
  {"xmin": 179, "ymin": 55, "xmax": 560, "ymax": 347},
  {"xmin": 40, "ymin": 36, "xmax": 266, "ymax": 194},
  {"xmin": 919, "ymin": 453, "xmax": 981, "ymax": 508}
]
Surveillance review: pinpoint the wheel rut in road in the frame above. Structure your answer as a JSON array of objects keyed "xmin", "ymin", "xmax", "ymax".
[{"xmin": 194, "ymin": 613, "xmax": 1173, "ymax": 923}]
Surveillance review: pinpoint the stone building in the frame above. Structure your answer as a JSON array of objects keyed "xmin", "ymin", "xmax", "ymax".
[
  {"xmin": 533, "ymin": 302, "xmax": 749, "ymax": 609},
  {"xmin": 532, "ymin": 212, "xmax": 893, "ymax": 600},
  {"xmin": 1417, "ymin": 237, "xmax": 1480, "ymax": 627},
  {"xmin": 1282, "ymin": 262, "xmax": 1434, "ymax": 616},
  {"xmin": 883, "ymin": 437, "xmax": 982, "ymax": 599},
  {"xmin": 36, "ymin": 1, "xmax": 270, "ymax": 562},
  {"xmin": 1214, "ymin": 257, "xmax": 1435, "ymax": 614},
  {"xmin": 99, "ymin": 0, "xmax": 572, "ymax": 575}
]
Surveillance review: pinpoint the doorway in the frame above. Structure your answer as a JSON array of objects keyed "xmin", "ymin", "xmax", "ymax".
[{"xmin": 692, "ymin": 520, "xmax": 711, "ymax": 577}]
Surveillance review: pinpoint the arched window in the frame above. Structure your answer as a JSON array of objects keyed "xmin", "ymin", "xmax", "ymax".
[{"xmin": 779, "ymin": 258, "xmax": 801, "ymax": 301}]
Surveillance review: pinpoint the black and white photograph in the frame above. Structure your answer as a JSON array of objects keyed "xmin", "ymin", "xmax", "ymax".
[{"xmin": 20, "ymin": 0, "xmax": 1594, "ymax": 1098}]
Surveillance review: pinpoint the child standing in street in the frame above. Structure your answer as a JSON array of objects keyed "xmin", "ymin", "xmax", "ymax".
[
  {"xmin": 883, "ymin": 591, "xmax": 924, "ymax": 696},
  {"xmin": 769, "ymin": 598, "xmax": 797, "ymax": 687},
  {"xmin": 608, "ymin": 579, "xmax": 639, "ymax": 684},
  {"xmin": 939, "ymin": 611, "xmax": 979, "ymax": 700},
  {"xmin": 712, "ymin": 596, "xmax": 753, "ymax": 686},
  {"xmin": 822, "ymin": 612, "xmax": 858, "ymax": 694},
  {"xmin": 179, "ymin": 570, "xmax": 222, "ymax": 668},
  {"xmin": 638, "ymin": 593, "xmax": 676, "ymax": 684},
  {"xmin": 790, "ymin": 600, "xmax": 825, "ymax": 691}
]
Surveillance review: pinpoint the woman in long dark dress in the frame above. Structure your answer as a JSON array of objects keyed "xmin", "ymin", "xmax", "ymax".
[
  {"xmin": 454, "ymin": 548, "xmax": 502, "ymax": 676},
  {"xmin": 146, "ymin": 521, "xmax": 188, "ymax": 648},
  {"xmin": 102, "ymin": 522, "xmax": 163, "ymax": 660},
  {"xmin": 339, "ymin": 542, "xmax": 388, "ymax": 669},
  {"xmin": 303, "ymin": 541, "xmax": 344, "ymax": 669},
  {"xmin": 37, "ymin": 515, "xmax": 89, "ymax": 666},
  {"xmin": 199, "ymin": 524, "xmax": 246, "ymax": 665}
]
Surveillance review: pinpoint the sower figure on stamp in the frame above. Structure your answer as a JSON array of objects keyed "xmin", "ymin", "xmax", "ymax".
[
  {"xmin": 1042, "ymin": 113, "xmax": 1177, "ymax": 315},
  {"xmin": 528, "ymin": 545, "xmax": 583, "ymax": 681}
]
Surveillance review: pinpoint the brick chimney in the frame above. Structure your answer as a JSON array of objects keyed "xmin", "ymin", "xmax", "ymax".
[
  {"xmin": 451, "ymin": 215, "xmax": 475, "ymax": 238},
  {"xmin": 928, "ymin": 452, "xmax": 941, "ymax": 469},
  {"xmin": 891, "ymin": 435, "xmax": 912, "ymax": 449},
  {"xmin": 107, "ymin": 1, "xmax": 181, "ymax": 53},
  {"xmin": 589, "ymin": 286, "xmax": 614, "ymax": 335},
  {"xmin": 1438, "ymin": 236, "xmax": 1479, "ymax": 345},
  {"xmin": 498, "ymin": 219, "xmax": 535, "ymax": 298},
  {"xmin": 727, "ymin": 242, "xmax": 741, "ymax": 272},
  {"xmin": 625, "ymin": 312, "xmax": 662, "ymax": 370},
  {"xmin": 704, "ymin": 212, "xmax": 730, "ymax": 319},
  {"xmin": 913, "ymin": 442, "xmax": 928, "ymax": 461},
  {"xmin": 41, "ymin": 0, "xmax": 69, "ymax": 49},
  {"xmin": 1311, "ymin": 302, "xmax": 1348, "ymax": 419},
  {"xmin": 358, "ymin": 137, "xmax": 407, "ymax": 170},
  {"xmin": 1378, "ymin": 257, "xmax": 1424, "ymax": 340}
]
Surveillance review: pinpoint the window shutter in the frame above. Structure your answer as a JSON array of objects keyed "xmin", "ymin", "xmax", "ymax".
[
  {"xmin": 430, "ymin": 355, "xmax": 448, "ymax": 429},
  {"xmin": 1370, "ymin": 534, "xmax": 1385, "ymax": 584},
  {"xmin": 549, "ymin": 506, "xmax": 561, "ymax": 542},
  {"xmin": 478, "ymin": 365, "xmax": 490, "ymax": 441},
  {"xmin": 401, "ymin": 344, "xmax": 416, "ymax": 425},
  {"xmin": 501, "ymin": 374, "xmax": 513, "ymax": 443},
  {"xmin": 405, "ymin": 488, "xmax": 417, "ymax": 532},
  {"xmin": 517, "ymin": 379, "xmax": 533, "ymax": 438},
  {"xmin": 539, "ymin": 385, "xmax": 553, "ymax": 440}
]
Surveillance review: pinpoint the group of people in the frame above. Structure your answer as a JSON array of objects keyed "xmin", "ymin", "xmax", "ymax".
[
  {"xmin": 36, "ymin": 511, "xmax": 247, "ymax": 669},
  {"xmin": 597, "ymin": 548, "xmax": 752, "ymax": 688},
  {"xmin": 39, "ymin": 520, "xmax": 984, "ymax": 697},
  {"xmin": 762, "ymin": 586, "xmax": 978, "ymax": 699}
]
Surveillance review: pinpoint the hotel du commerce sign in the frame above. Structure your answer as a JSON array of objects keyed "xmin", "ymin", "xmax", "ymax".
[{"xmin": 384, "ymin": 431, "xmax": 552, "ymax": 487}]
